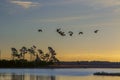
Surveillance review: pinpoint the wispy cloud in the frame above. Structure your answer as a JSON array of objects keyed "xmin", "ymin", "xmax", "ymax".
[
  {"xmin": 88, "ymin": 0, "xmax": 120, "ymax": 14},
  {"xmin": 37, "ymin": 15, "xmax": 101, "ymax": 23},
  {"xmin": 9, "ymin": 0, "xmax": 120, "ymax": 9},
  {"xmin": 91, "ymin": 0, "xmax": 120, "ymax": 7},
  {"xmin": 10, "ymin": 0, "xmax": 40, "ymax": 9},
  {"xmin": 43, "ymin": 0, "xmax": 120, "ymax": 7},
  {"xmin": 61, "ymin": 0, "xmax": 120, "ymax": 14}
]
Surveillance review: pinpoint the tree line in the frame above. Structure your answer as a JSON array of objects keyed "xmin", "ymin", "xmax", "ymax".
[{"xmin": 11, "ymin": 46, "xmax": 59, "ymax": 63}]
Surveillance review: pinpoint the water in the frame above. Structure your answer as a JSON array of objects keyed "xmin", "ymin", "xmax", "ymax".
[{"xmin": 0, "ymin": 68, "xmax": 120, "ymax": 80}]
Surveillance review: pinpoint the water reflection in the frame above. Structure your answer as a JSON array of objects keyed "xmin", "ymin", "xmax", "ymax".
[
  {"xmin": 0, "ymin": 73, "xmax": 56, "ymax": 80},
  {"xmin": 11, "ymin": 74, "xmax": 24, "ymax": 80},
  {"xmin": 1, "ymin": 69, "xmax": 120, "ymax": 80}
]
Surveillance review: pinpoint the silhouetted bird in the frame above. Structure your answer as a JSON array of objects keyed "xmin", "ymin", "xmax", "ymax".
[
  {"xmin": 56, "ymin": 28, "xmax": 66, "ymax": 36},
  {"xmin": 38, "ymin": 29, "xmax": 42, "ymax": 32},
  {"xmin": 59, "ymin": 31, "xmax": 66, "ymax": 36},
  {"xmin": 94, "ymin": 30, "xmax": 99, "ymax": 33},
  {"xmin": 56, "ymin": 28, "xmax": 61, "ymax": 32},
  {"xmin": 68, "ymin": 31, "xmax": 73, "ymax": 36},
  {"xmin": 79, "ymin": 32, "xmax": 83, "ymax": 35}
]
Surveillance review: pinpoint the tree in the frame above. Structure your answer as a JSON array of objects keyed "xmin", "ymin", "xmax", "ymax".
[
  {"xmin": 19, "ymin": 46, "xmax": 28, "ymax": 59},
  {"xmin": 11, "ymin": 48, "xmax": 21, "ymax": 60},
  {"xmin": 48, "ymin": 47, "xmax": 59, "ymax": 62},
  {"xmin": 11, "ymin": 46, "xmax": 59, "ymax": 63},
  {"xmin": 37, "ymin": 49, "xmax": 44, "ymax": 61},
  {"xmin": 28, "ymin": 47, "xmax": 36, "ymax": 61}
]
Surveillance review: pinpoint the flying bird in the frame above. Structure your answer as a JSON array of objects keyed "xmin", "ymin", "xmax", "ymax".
[
  {"xmin": 38, "ymin": 29, "xmax": 42, "ymax": 32},
  {"xmin": 59, "ymin": 31, "xmax": 66, "ymax": 36},
  {"xmin": 79, "ymin": 32, "xmax": 83, "ymax": 35},
  {"xmin": 68, "ymin": 31, "xmax": 73, "ymax": 36},
  {"xmin": 94, "ymin": 30, "xmax": 99, "ymax": 33},
  {"xmin": 56, "ymin": 28, "xmax": 61, "ymax": 32},
  {"xmin": 56, "ymin": 28, "xmax": 66, "ymax": 36}
]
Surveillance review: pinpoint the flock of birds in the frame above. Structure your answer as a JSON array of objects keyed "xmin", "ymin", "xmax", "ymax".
[{"xmin": 38, "ymin": 28, "xmax": 99, "ymax": 37}]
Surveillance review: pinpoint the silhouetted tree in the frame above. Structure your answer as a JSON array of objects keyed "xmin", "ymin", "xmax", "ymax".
[
  {"xmin": 48, "ymin": 47, "xmax": 59, "ymax": 62},
  {"xmin": 0, "ymin": 50, "xmax": 1, "ymax": 60},
  {"xmin": 11, "ymin": 48, "xmax": 21, "ymax": 60},
  {"xmin": 28, "ymin": 47, "xmax": 36, "ymax": 61},
  {"xmin": 19, "ymin": 46, "xmax": 27, "ymax": 59},
  {"xmin": 38, "ymin": 49, "xmax": 45, "ymax": 61},
  {"xmin": 44, "ymin": 53, "xmax": 50, "ymax": 62},
  {"xmin": 11, "ymin": 46, "xmax": 59, "ymax": 63},
  {"xmin": 38, "ymin": 49, "xmax": 44, "ymax": 54}
]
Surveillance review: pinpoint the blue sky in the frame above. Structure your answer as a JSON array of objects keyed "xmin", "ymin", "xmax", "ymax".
[{"xmin": 0, "ymin": 0, "xmax": 120, "ymax": 61}]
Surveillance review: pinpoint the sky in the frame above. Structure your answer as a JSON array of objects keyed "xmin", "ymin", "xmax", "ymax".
[{"xmin": 0, "ymin": 0, "xmax": 120, "ymax": 61}]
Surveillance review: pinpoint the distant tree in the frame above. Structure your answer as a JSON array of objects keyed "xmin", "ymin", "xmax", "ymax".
[
  {"xmin": 19, "ymin": 46, "xmax": 28, "ymax": 59},
  {"xmin": 48, "ymin": 47, "xmax": 59, "ymax": 62},
  {"xmin": 28, "ymin": 46, "xmax": 36, "ymax": 61},
  {"xmin": 11, "ymin": 48, "xmax": 21, "ymax": 60},
  {"xmin": 37, "ymin": 49, "xmax": 45, "ymax": 61},
  {"xmin": 35, "ymin": 54, "xmax": 41, "ymax": 62},
  {"xmin": 37, "ymin": 47, "xmax": 59, "ymax": 62},
  {"xmin": 44, "ymin": 53, "xmax": 50, "ymax": 62},
  {"xmin": 11, "ymin": 46, "xmax": 59, "ymax": 63},
  {"xmin": 0, "ymin": 50, "xmax": 1, "ymax": 60}
]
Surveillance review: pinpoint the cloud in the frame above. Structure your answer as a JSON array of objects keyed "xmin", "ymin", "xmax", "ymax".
[
  {"xmin": 37, "ymin": 15, "xmax": 101, "ymax": 23},
  {"xmin": 10, "ymin": 0, "xmax": 40, "ymax": 9},
  {"xmin": 88, "ymin": 0, "xmax": 120, "ymax": 14},
  {"xmin": 60, "ymin": 0, "xmax": 120, "ymax": 14},
  {"xmin": 92, "ymin": 0, "xmax": 120, "ymax": 7},
  {"xmin": 49, "ymin": 0, "xmax": 120, "ymax": 8},
  {"xmin": 10, "ymin": 0, "xmax": 120, "ymax": 9}
]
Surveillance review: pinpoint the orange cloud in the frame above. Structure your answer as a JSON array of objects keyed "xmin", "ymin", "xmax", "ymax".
[{"xmin": 10, "ymin": 0, "xmax": 40, "ymax": 9}]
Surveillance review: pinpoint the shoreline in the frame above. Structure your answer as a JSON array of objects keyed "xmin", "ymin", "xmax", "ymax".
[
  {"xmin": 1, "ymin": 60, "xmax": 120, "ymax": 68},
  {"xmin": 1, "ymin": 65, "xmax": 120, "ymax": 69}
]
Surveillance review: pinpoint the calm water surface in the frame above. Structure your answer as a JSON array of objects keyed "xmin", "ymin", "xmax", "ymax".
[{"xmin": 0, "ymin": 68, "xmax": 120, "ymax": 80}]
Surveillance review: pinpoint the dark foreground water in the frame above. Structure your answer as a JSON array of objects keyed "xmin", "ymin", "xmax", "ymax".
[{"xmin": 0, "ymin": 68, "xmax": 120, "ymax": 80}]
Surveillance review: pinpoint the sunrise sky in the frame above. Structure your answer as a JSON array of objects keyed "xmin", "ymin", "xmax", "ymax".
[{"xmin": 0, "ymin": 0, "xmax": 120, "ymax": 61}]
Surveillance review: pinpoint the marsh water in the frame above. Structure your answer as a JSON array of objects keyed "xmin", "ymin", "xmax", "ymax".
[{"xmin": 0, "ymin": 68, "xmax": 120, "ymax": 80}]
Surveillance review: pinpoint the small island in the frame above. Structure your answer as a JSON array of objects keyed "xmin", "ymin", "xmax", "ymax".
[{"xmin": 94, "ymin": 72, "xmax": 120, "ymax": 76}]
